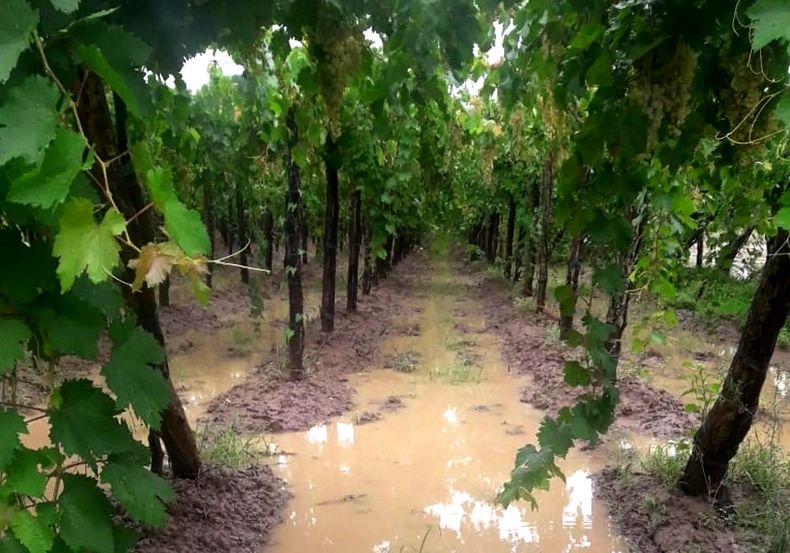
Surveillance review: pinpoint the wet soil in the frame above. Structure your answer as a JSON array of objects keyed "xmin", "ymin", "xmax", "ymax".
[
  {"xmin": 593, "ymin": 468, "xmax": 745, "ymax": 553},
  {"xmin": 202, "ymin": 255, "xmax": 423, "ymax": 433},
  {"xmin": 133, "ymin": 465, "xmax": 289, "ymax": 553},
  {"xmin": 464, "ymin": 264, "xmax": 698, "ymax": 440}
]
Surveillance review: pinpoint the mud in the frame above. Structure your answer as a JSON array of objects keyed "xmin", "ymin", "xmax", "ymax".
[
  {"xmin": 133, "ymin": 465, "xmax": 289, "ymax": 553},
  {"xmin": 466, "ymin": 268, "xmax": 699, "ymax": 440},
  {"xmin": 593, "ymin": 468, "xmax": 746, "ymax": 553},
  {"xmin": 202, "ymin": 256, "xmax": 423, "ymax": 434}
]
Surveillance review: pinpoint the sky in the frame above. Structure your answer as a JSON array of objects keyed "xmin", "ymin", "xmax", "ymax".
[{"xmin": 178, "ymin": 22, "xmax": 510, "ymax": 95}]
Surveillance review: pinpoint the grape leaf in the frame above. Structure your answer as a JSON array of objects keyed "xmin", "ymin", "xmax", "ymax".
[
  {"xmin": 7, "ymin": 129, "xmax": 85, "ymax": 208},
  {"xmin": 0, "ymin": 536, "xmax": 26, "ymax": 553},
  {"xmin": 5, "ymin": 448, "xmax": 48, "ymax": 497},
  {"xmin": 592, "ymin": 263, "xmax": 625, "ymax": 294},
  {"xmin": 0, "ymin": 320, "xmax": 30, "ymax": 376},
  {"xmin": 49, "ymin": 0, "xmax": 79, "ymax": 13},
  {"xmin": 774, "ymin": 90, "xmax": 790, "ymax": 128},
  {"xmin": 747, "ymin": 0, "xmax": 790, "ymax": 50},
  {"xmin": 0, "ymin": 0, "xmax": 38, "ymax": 83},
  {"xmin": 101, "ymin": 326, "xmax": 169, "ymax": 428},
  {"xmin": 9, "ymin": 511, "xmax": 53, "ymax": 553},
  {"xmin": 73, "ymin": 25, "xmax": 152, "ymax": 118},
  {"xmin": 53, "ymin": 199, "xmax": 126, "ymax": 291},
  {"xmin": 537, "ymin": 418, "xmax": 574, "ymax": 457},
  {"xmin": 48, "ymin": 379, "xmax": 133, "ymax": 466},
  {"xmin": 128, "ymin": 242, "xmax": 179, "ymax": 291},
  {"xmin": 145, "ymin": 167, "xmax": 210, "ymax": 256},
  {"xmin": 101, "ymin": 458, "xmax": 173, "ymax": 526},
  {"xmin": 71, "ymin": 277, "xmax": 124, "ymax": 321},
  {"xmin": 59, "ymin": 474, "xmax": 114, "ymax": 553},
  {"xmin": 0, "ymin": 233, "xmax": 58, "ymax": 304},
  {"xmin": 0, "ymin": 409, "xmax": 26, "ymax": 469},
  {"xmin": 0, "ymin": 76, "xmax": 59, "ymax": 165},
  {"xmin": 563, "ymin": 360, "xmax": 591, "ymax": 387},
  {"xmin": 776, "ymin": 207, "xmax": 790, "ymax": 230},
  {"xmin": 32, "ymin": 291, "xmax": 105, "ymax": 359}
]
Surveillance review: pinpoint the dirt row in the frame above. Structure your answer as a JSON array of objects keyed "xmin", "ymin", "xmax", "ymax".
[
  {"xmin": 201, "ymin": 254, "xmax": 424, "ymax": 433},
  {"xmin": 459, "ymin": 261, "xmax": 699, "ymax": 441},
  {"xmin": 133, "ymin": 466, "xmax": 289, "ymax": 553}
]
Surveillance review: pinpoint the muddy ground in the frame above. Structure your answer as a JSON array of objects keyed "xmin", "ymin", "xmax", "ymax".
[
  {"xmin": 461, "ymin": 261, "xmax": 699, "ymax": 441},
  {"xmin": 133, "ymin": 465, "xmax": 289, "ymax": 553},
  {"xmin": 202, "ymin": 255, "xmax": 422, "ymax": 433},
  {"xmin": 593, "ymin": 468, "xmax": 747, "ymax": 553}
]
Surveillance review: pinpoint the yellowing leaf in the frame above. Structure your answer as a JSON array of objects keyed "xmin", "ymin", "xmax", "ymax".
[
  {"xmin": 128, "ymin": 242, "xmax": 180, "ymax": 291},
  {"xmin": 53, "ymin": 199, "xmax": 126, "ymax": 291}
]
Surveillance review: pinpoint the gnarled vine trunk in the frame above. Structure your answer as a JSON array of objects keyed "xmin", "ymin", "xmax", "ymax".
[
  {"xmin": 535, "ymin": 156, "xmax": 554, "ymax": 313},
  {"xmin": 347, "ymin": 188, "xmax": 362, "ymax": 311},
  {"xmin": 203, "ymin": 178, "xmax": 215, "ymax": 287},
  {"xmin": 320, "ymin": 134, "xmax": 340, "ymax": 332},
  {"xmin": 235, "ymin": 180, "xmax": 249, "ymax": 284},
  {"xmin": 522, "ymin": 176, "xmax": 540, "ymax": 296},
  {"xmin": 504, "ymin": 193, "xmax": 516, "ymax": 279},
  {"xmin": 604, "ymin": 208, "xmax": 648, "ymax": 365},
  {"xmin": 261, "ymin": 208, "xmax": 274, "ymax": 271},
  {"xmin": 679, "ymin": 230, "xmax": 790, "ymax": 499},
  {"xmin": 285, "ymin": 109, "xmax": 305, "ymax": 380},
  {"xmin": 559, "ymin": 232, "xmax": 583, "ymax": 340},
  {"xmin": 79, "ymin": 76, "xmax": 201, "ymax": 478}
]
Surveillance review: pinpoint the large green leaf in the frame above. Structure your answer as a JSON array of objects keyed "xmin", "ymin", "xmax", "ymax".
[
  {"xmin": 0, "ymin": 0, "xmax": 38, "ymax": 83},
  {"xmin": 0, "ymin": 409, "xmax": 26, "ymax": 469},
  {"xmin": 48, "ymin": 379, "xmax": 133, "ymax": 465},
  {"xmin": 59, "ymin": 475, "xmax": 114, "ymax": 553},
  {"xmin": 7, "ymin": 129, "xmax": 85, "ymax": 208},
  {"xmin": 73, "ymin": 25, "xmax": 152, "ymax": 118},
  {"xmin": 0, "ymin": 320, "xmax": 30, "ymax": 376},
  {"xmin": 52, "ymin": 199, "xmax": 126, "ymax": 291},
  {"xmin": 145, "ymin": 167, "xmax": 210, "ymax": 256},
  {"xmin": 101, "ymin": 458, "xmax": 173, "ymax": 526},
  {"xmin": 102, "ymin": 326, "xmax": 169, "ymax": 428},
  {"xmin": 0, "ymin": 76, "xmax": 59, "ymax": 165},
  {"xmin": 774, "ymin": 89, "xmax": 790, "ymax": 128},
  {"xmin": 32, "ymin": 292, "xmax": 105, "ymax": 359},
  {"xmin": 49, "ymin": 0, "xmax": 79, "ymax": 13},
  {"xmin": 747, "ymin": 0, "xmax": 790, "ymax": 50},
  {"xmin": 5, "ymin": 448, "xmax": 48, "ymax": 497},
  {"xmin": 9, "ymin": 511, "xmax": 53, "ymax": 553}
]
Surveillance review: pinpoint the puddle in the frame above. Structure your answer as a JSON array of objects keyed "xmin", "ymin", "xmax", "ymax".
[{"xmin": 264, "ymin": 261, "xmax": 625, "ymax": 553}]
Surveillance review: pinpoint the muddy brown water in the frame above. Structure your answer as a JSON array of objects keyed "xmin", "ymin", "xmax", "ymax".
[
  {"xmin": 16, "ymin": 254, "xmax": 788, "ymax": 552},
  {"xmin": 261, "ymin": 261, "xmax": 626, "ymax": 552}
]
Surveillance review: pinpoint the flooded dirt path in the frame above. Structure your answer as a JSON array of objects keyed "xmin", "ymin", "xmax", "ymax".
[{"xmin": 263, "ymin": 257, "xmax": 625, "ymax": 553}]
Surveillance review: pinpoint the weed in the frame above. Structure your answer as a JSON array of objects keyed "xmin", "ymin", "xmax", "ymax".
[
  {"xmin": 728, "ymin": 440, "xmax": 790, "ymax": 552},
  {"xmin": 429, "ymin": 350, "xmax": 483, "ymax": 384},
  {"xmin": 642, "ymin": 440, "xmax": 692, "ymax": 487},
  {"xmin": 513, "ymin": 296, "xmax": 534, "ymax": 314},
  {"xmin": 197, "ymin": 424, "xmax": 268, "ymax": 468},
  {"xmin": 543, "ymin": 325, "xmax": 561, "ymax": 347},
  {"xmin": 681, "ymin": 364, "xmax": 720, "ymax": 417},
  {"xmin": 394, "ymin": 351, "xmax": 421, "ymax": 373},
  {"xmin": 463, "ymin": 244, "xmax": 484, "ymax": 263},
  {"xmin": 777, "ymin": 327, "xmax": 790, "ymax": 349}
]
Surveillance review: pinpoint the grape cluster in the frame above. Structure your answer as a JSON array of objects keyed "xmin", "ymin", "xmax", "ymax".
[
  {"xmin": 628, "ymin": 41, "xmax": 694, "ymax": 155},
  {"xmin": 311, "ymin": 12, "xmax": 363, "ymax": 136},
  {"xmin": 719, "ymin": 53, "xmax": 776, "ymax": 157}
]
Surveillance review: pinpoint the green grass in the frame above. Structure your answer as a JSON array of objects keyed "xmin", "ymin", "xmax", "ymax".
[
  {"xmin": 670, "ymin": 267, "xmax": 757, "ymax": 328},
  {"xmin": 633, "ymin": 436, "xmax": 789, "ymax": 553},
  {"xmin": 197, "ymin": 424, "xmax": 269, "ymax": 468},
  {"xmin": 393, "ymin": 350, "xmax": 421, "ymax": 373},
  {"xmin": 429, "ymin": 349, "xmax": 483, "ymax": 384}
]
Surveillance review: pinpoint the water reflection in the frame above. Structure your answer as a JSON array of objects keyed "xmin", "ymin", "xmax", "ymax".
[
  {"xmin": 337, "ymin": 422, "xmax": 355, "ymax": 445},
  {"xmin": 307, "ymin": 424, "xmax": 328, "ymax": 445},
  {"xmin": 769, "ymin": 366, "xmax": 788, "ymax": 398},
  {"xmin": 423, "ymin": 471, "xmax": 595, "ymax": 548}
]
